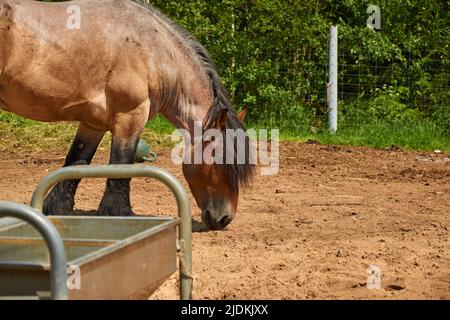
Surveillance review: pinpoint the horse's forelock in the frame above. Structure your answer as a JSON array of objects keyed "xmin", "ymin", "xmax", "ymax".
[{"xmin": 203, "ymin": 101, "xmax": 256, "ymax": 189}]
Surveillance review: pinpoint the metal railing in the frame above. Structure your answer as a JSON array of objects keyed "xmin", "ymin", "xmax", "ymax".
[
  {"xmin": 30, "ymin": 164, "xmax": 193, "ymax": 300},
  {"xmin": 0, "ymin": 201, "xmax": 68, "ymax": 300}
]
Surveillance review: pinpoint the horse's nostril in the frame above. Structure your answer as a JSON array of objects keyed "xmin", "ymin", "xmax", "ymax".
[{"xmin": 218, "ymin": 215, "xmax": 232, "ymax": 227}]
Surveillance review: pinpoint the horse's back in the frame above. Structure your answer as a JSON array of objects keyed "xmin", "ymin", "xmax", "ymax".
[
  {"xmin": 0, "ymin": 0, "xmax": 167, "ymax": 126},
  {"xmin": 0, "ymin": 0, "xmax": 209, "ymax": 130}
]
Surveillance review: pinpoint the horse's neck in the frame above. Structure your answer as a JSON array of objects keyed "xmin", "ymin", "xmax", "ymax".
[{"xmin": 160, "ymin": 82, "xmax": 212, "ymax": 135}]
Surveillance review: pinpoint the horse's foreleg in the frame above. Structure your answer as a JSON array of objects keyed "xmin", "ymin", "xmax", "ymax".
[
  {"xmin": 97, "ymin": 102, "xmax": 149, "ymax": 216},
  {"xmin": 97, "ymin": 136, "xmax": 140, "ymax": 216},
  {"xmin": 43, "ymin": 123, "xmax": 105, "ymax": 215}
]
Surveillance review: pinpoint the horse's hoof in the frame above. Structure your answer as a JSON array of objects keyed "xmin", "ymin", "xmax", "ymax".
[
  {"xmin": 43, "ymin": 200, "xmax": 74, "ymax": 216},
  {"xmin": 42, "ymin": 177, "xmax": 80, "ymax": 215},
  {"xmin": 97, "ymin": 206, "xmax": 136, "ymax": 217}
]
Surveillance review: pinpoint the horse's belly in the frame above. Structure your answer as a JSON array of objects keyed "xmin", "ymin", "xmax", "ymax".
[
  {"xmin": 0, "ymin": 100, "xmax": 63, "ymax": 122},
  {"xmin": 0, "ymin": 82, "xmax": 108, "ymax": 127}
]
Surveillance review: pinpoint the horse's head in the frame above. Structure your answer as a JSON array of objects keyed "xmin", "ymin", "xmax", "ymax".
[{"xmin": 183, "ymin": 108, "xmax": 253, "ymax": 230}]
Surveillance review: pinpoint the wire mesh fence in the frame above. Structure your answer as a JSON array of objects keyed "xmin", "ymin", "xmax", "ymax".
[
  {"xmin": 294, "ymin": 33, "xmax": 450, "ymax": 131},
  {"xmin": 338, "ymin": 49, "xmax": 449, "ymax": 109}
]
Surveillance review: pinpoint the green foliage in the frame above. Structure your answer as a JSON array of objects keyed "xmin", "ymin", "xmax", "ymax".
[
  {"xmin": 341, "ymin": 91, "xmax": 421, "ymax": 124},
  {"xmin": 150, "ymin": 0, "xmax": 448, "ymax": 135},
  {"xmin": 433, "ymin": 105, "xmax": 450, "ymax": 135}
]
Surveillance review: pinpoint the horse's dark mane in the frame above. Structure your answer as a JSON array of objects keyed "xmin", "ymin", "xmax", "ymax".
[{"xmin": 132, "ymin": 0, "xmax": 255, "ymax": 187}]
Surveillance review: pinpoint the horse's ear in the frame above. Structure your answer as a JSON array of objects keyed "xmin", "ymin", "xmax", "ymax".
[
  {"xmin": 214, "ymin": 109, "xmax": 228, "ymax": 130},
  {"xmin": 237, "ymin": 107, "xmax": 248, "ymax": 123}
]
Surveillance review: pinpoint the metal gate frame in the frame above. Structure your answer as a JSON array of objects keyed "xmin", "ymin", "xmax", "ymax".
[{"xmin": 0, "ymin": 201, "xmax": 68, "ymax": 299}]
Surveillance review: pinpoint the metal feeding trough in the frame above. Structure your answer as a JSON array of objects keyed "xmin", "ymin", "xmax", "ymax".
[{"xmin": 0, "ymin": 165, "xmax": 192, "ymax": 300}]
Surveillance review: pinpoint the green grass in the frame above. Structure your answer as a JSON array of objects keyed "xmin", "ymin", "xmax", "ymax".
[
  {"xmin": 320, "ymin": 121, "xmax": 449, "ymax": 151},
  {"xmin": 145, "ymin": 115, "xmax": 450, "ymax": 152},
  {"xmin": 275, "ymin": 119, "xmax": 450, "ymax": 152},
  {"xmin": 0, "ymin": 111, "xmax": 175, "ymax": 154},
  {"xmin": 0, "ymin": 112, "xmax": 78, "ymax": 153},
  {"xmin": 1, "ymin": 111, "xmax": 449, "ymax": 154},
  {"xmin": 145, "ymin": 114, "xmax": 176, "ymax": 134}
]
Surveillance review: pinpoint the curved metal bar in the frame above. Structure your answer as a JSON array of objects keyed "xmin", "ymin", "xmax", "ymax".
[
  {"xmin": 30, "ymin": 164, "xmax": 192, "ymax": 300},
  {"xmin": 0, "ymin": 201, "xmax": 68, "ymax": 300}
]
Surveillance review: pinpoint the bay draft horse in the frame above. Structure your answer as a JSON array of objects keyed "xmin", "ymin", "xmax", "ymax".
[{"xmin": 0, "ymin": 0, "xmax": 254, "ymax": 230}]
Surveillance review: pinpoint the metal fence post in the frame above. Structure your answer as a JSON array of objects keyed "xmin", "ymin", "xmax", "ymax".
[{"xmin": 328, "ymin": 25, "xmax": 338, "ymax": 133}]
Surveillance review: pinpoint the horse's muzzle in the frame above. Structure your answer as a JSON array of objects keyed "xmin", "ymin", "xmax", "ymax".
[{"xmin": 201, "ymin": 209, "xmax": 233, "ymax": 231}]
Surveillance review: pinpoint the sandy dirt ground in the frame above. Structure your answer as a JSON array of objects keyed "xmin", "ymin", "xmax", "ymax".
[{"xmin": 0, "ymin": 142, "xmax": 449, "ymax": 299}]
